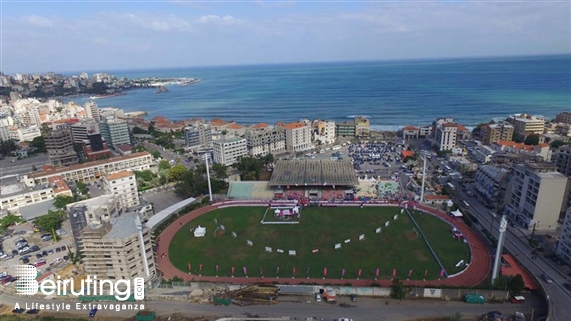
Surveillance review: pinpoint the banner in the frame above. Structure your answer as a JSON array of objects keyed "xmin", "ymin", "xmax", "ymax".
[
  {"xmin": 260, "ymin": 267, "xmax": 263, "ymax": 276},
  {"xmin": 440, "ymin": 269, "xmax": 445, "ymax": 277},
  {"xmin": 231, "ymin": 266, "xmax": 235, "ymax": 275},
  {"xmin": 199, "ymin": 264, "xmax": 203, "ymax": 272},
  {"xmin": 375, "ymin": 268, "xmax": 380, "ymax": 277},
  {"xmin": 292, "ymin": 267, "xmax": 296, "ymax": 274},
  {"xmin": 358, "ymin": 269, "xmax": 362, "ymax": 278},
  {"xmin": 216, "ymin": 265, "xmax": 219, "ymax": 272},
  {"xmin": 323, "ymin": 268, "xmax": 328, "ymax": 276},
  {"xmin": 424, "ymin": 269, "xmax": 428, "ymax": 278},
  {"xmin": 188, "ymin": 263, "xmax": 191, "ymax": 272},
  {"xmin": 392, "ymin": 269, "xmax": 396, "ymax": 278},
  {"xmin": 243, "ymin": 267, "xmax": 247, "ymax": 275},
  {"xmin": 276, "ymin": 266, "xmax": 280, "ymax": 274},
  {"xmin": 341, "ymin": 269, "xmax": 346, "ymax": 277},
  {"xmin": 408, "ymin": 269, "xmax": 413, "ymax": 277},
  {"xmin": 306, "ymin": 267, "xmax": 310, "ymax": 275}
]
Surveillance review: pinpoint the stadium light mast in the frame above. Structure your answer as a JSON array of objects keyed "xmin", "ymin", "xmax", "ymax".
[
  {"xmin": 491, "ymin": 215, "xmax": 508, "ymax": 285},
  {"xmin": 203, "ymin": 153, "xmax": 213, "ymax": 203},
  {"xmin": 135, "ymin": 214, "xmax": 151, "ymax": 279},
  {"xmin": 420, "ymin": 151, "xmax": 430, "ymax": 203}
]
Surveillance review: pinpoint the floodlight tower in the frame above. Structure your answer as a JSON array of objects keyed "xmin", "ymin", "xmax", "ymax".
[
  {"xmin": 202, "ymin": 153, "xmax": 213, "ymax": 203},
  {"xmin": 135, "ymin": 214, "xmax": 151, "ymax": 279},
  {"xmin": 491, "ymin": 215, "xmax": 508, "ymax": 285},
  {"xmin": 419, "ymin": 151, "xmax": 430, "ymax": 203}
]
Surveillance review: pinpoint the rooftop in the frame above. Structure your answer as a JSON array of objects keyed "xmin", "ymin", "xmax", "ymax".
[
  {"xmin": 106, "ymin": 170, "xmax": 134, "ymax": 180},
  {"xmin": 252, "ymin": 123, "xmax": 269, "ymax": 129},
  {"xmin": 103, "ymin": 212, "xmax": 141, "ymax": 240},
  {"xmin": 402, "ymin": 126, "xmax": 419, "ymax": 131},
  {"xmin": 47, "ymin": 176, "xmax": 71, "ymax": 194},
  {"xmin": 279, "ymin": 122, "xmax": 307, "ymax": 130},
  {"xmin": 19, "ymin": 200, "xmax": 57, "ymax": 221},
  {"xmin": 227, "ymin": 123, "xmax": 244, "ymax": 130},
  {"xmin": 268, "ymin": 159, "xmax": 359, "ymax": 187}
]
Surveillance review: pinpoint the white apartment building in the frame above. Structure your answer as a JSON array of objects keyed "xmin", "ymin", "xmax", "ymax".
[
  {"xmin": 103, "ymin": 170, "xmax": 140, "ymax": 209},
  {"xmin": 85, "ymin": 101, "xmax": 100, "ymax": 122},
  {"xmin": 21, "ymin": 151, "xmax": 154, "ymax": 187},
  {"xmin": 212, "ymin": 137, "xmax": 248, "ymax": 166},
  {"xmin": 80, "ymin": 212, "xmax": 156, "ymax": 281},
  {"xmin": 312, "ymin": 120, "xmax": 336, "ymax": 145},
  {"xmin": 277, "ymin": 122, "xmax": 312, "ymax": 151},
  {"xmin": 0, "ymin": 126, "xmax": 10, "ymax": 142},
  {"xmin": 1, "ymin": 176, "xmax": 72, "ymax": 214},
  {"xmin": 557, "ymin": 208, "xmax": 571, "ymax": 265},
  {"xmin": 9, "ymin": 125, "xmax": 41, "ymax": 142},
  {"xmin": 244, "ymin": 127, "xmax": 286, "ymax": 157},
  {"xmin": 503, "ymin": 162, "xmax": 568, "ymax": 231},
  {"xmin": 435, "ymin": 123, "xmax": 458, "ymax": 151}
]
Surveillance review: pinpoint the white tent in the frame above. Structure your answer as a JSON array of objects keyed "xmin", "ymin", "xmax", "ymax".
[
  {"xmin": 450, "ymin": 209, "xmax": 463, "ymax": 217},
  {"xmin": 194, "ymin": 226, "xmax": 206, "ymax": 237}
]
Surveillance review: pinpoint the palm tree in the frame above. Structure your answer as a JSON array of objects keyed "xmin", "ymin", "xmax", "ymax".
[{"xmin": 67, "ymin": 250, "xmax": 83, "ymax": 266}]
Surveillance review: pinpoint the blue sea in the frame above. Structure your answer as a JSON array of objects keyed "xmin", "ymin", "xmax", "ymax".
[{"xmin": 68, "ymin": 55, "xmax": 571, "ymax": 131}]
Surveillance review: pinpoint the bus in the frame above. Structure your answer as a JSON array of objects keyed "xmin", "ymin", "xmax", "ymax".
[
  {"xmin": 447, "ymin": 182, "xmax": 456, "ymax": 191},
  {"xmin": 463, "ymin": 200, "xmax": 471, "ymax": 208},
  {"xmin": 444, "ymin": 165, "xmax": 452, "ymax": 172}
]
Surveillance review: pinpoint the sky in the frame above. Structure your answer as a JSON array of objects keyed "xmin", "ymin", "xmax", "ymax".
[{"xmin": 1, "ymin": 0, "xmax": 570, "ymax": 74}]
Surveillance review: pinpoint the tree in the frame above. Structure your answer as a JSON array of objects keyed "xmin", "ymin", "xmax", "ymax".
[
  {"xmin": 391, "ymin": 278, "xmax": 407, "ymax": 300},
  {"xmin": 158, "ymin": 160, "xmax": 171, "ymax": 171},
  {"xmin": 29, "ymin": 136, "xmax": 46, "ymax": 153},
  {"xmin": 0, "ymin": 213, "xmax": 23, "ymax": 233},
  {"xmin": 235, "ymin": 155, "xmax": 263, "ymax": 180},
  {"xmin": 512, "ymin": 132, "xmax": 524, "ymax": 143},
  {"xmin": 151, "ymin": 151, "xmax": 161, "ymax": 159},
  {"xmin": 76, "ymin": 181, "xmax": 88, "ymax": 195},
  {"xmin": 550, "ymin": 140, "xmax": 567, "ymax": 149},
  {"xmin": 53, "ymin": 195, "xmax": 75, "ymax": 209},
  {"xmin": 507, "ymin": 274, "xmax": 525, "ymax": 295},
  {"xmin": 212, "ymin": 163, "xmax": 228, "ymax": 180},
  {"xmin": 168, "ymin": 164, "xmax": 188, "ymax": 181},
  {"xmin": 447, "ymin": 312, "xmax": 463, "ymax": 321},
  {"xmin": 132, "ymin": 126, "xmax": 148, "ymax": 134},
  {"xmin": 34, "ymin": 209, "xmax": 65, "ymax": 234},
  {"xmin": 134, "ymin": 170, "xmax": 157, "ymax": 182},
  {"xmin": 524, "ymin": 134, "xmax": 540, "ymax": 146},
  {"xmin": 0, "ymin": 139, "xmax": 17, "ymax": 155},
  {"xmin": 67, "ymin": 250, "xmax": 83, "ymax": 266}
]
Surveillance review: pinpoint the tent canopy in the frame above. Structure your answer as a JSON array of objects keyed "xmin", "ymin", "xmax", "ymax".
[
  {"xmin": 451, "ymin": 209, "xmax": 463, "ymax": 217},
  {"xmin": 194, "ymin": 226, "xmax": 206, "ymax": 237}
]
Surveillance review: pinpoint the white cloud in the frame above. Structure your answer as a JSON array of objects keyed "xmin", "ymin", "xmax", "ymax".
[{"xmin": 22, "ymin": 15, "xmax": 56, "ymax": 27}]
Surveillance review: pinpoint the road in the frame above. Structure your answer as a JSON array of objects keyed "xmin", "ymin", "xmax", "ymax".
[
  {"xmin": 457, "ymin": 187, "xmax": 571, "ymax": 321},
  {"xmin": 0, "ymin": 153, "xmax": 50, "ymax": 183},
  {"xmin": 0, "ymin": 291, "xmax": 538, "ymax": 321}
]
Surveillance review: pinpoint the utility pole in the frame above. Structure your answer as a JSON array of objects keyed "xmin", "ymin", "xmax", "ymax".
[
  {"xmin": 420, "ymin": 151, "xmax": 430, "ymax": 203},
  {"xmin": 203, "ymin": 153, "xmax": 213, "ymax": 203}
]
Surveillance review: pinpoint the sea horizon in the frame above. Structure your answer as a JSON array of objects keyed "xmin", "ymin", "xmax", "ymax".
[{"xmin": 65, "ymin": 54, "xmax": 571, "ymax": 129}]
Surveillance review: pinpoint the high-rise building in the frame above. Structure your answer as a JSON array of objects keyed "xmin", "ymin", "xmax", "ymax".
[
  {"xmin": 555, "ymin": 112, "xmax": 571, "ymax": 125},
  {"xmin": 79, "ymin": 212, "xmax": 156, "ymax": 281},
  {"xmin": 554, "ymin": 146, "xmax": 571, "ymax": 178},
  {"xmin": 85, "ymin": 101, "xmax": 100, "ymax": 122},
  {"xmin": 503, "ymin": 162, "xmax": 568, "ymax": 231},
  {"xmin": 432, "ymin": 117, "xmax": 455, "ymax": 138},
  {"xmin": 99, "ymin": 119, "xmax": 131, "ymax": 148},
  {"xmin": 212, "ymin": 137, "xmax": 248, "ymax": 166},
  {"xmin": 435, "ymin": 123, "xmax": 458, "ymax": 151},
  {"xmin": 0, "ymin": 126, "xmax": 10, "ymax": 142},
  {"xmin": 482, "ymin": 123, "xmax": 514, "ymax": 145},
  {"xmin": 45, "ymin": 129, "xmax": 79, "ymax": 166},
  {"xmin": 312, "ymin": 120, "xmax": 336, "ymax": 144},
  {"xmin": 184, "ymin": 123, "xmax": 212, "ymax": 148},
  {"xmin": 354, "ymin": 116, "xmax": 370, "ymax": 138},
  {"xmin": 103, "ymin": 170, "xmax": 140, "ymax": 209},
  {"xmin": 70, "ymin": 120, "xmax": 99, "ymax": 144},
  {"xmin": 335, "ymin": 121, "xmax": 356, "ymax": 139},
  {"xmin": 244, "ymin": 126, "xmax": 286, "ymax": 157},
  {"xmin": 276, "ymin": 121, "xmax": 312, "ymax": 151},
  {"xmin": 507, "ymin": 114, "xmax": 545, "ymax": 134}
]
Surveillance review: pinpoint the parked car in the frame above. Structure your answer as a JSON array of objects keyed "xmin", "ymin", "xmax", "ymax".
[
  {"xmin": 22, "ymin": 257, "xmax": 29, "ymax": 264},
  {"xmin": 14, "ymin": 237, "xmax": 26, "ymax": 244},
  {"xmin": 26, "ymin": 309, "xmax": 39, "ymax": 314},
  {"xmin": 12, "ymin": 308, "xmax": 25, "ymax": 314},
  {"xmin": 33, "ymin": 259, "xmax": 46, "ymax": 267},
  {"xmin": 1, "ymin": 276, "xmax": 14, "ymax": 284},
  {"xmin": 30, "ymin": 245, "xmax": 40, "ymax": 252},
  {"xmin": 41, "ymin": 250, "xmax": 48, "ymax": 257},
  {"xmin": 509, "ymin": 296, "xmax": 525, "ymax": 304},
  {"xmin": 89, "ymin": 308, "xmax": 98, "ymax": 318},
  {"xmin": 41, "ymin": 235, "xmax": 53, "ymax": 242},
  {"xmin": 35, "ymin": 253, "xmax": 43, "ymax": 259},
  {"xmin": 350, "ymin": 294, "xmax": 357, "ymax": 302},
  {"xmin": 19, "ymin": 247, "xmax": 31, "ymax": 255},
  {"xmin": 60, "ymin": 245, "xmax": 67, "ymax": 251},
  {"xmin": 53, "ymin": 258, "xmax": 62, "ymax": 264},
  {"xmin": 14, "ymin": 230, "xmax": 27, "ymax": 236},
  {"xmin": 56, "ymin": 229, "xmax": 67, "ymax": 236}
]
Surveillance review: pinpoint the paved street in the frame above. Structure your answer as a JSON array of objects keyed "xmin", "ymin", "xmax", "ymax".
[{"xmin": 0, "ymin": 153, "xmax": 50, "ymax": 183}]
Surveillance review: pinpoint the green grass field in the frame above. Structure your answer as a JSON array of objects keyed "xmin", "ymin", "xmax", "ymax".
[{"xmin": 168, "ymin": 206, "xmax": 470, "ymax": 280}]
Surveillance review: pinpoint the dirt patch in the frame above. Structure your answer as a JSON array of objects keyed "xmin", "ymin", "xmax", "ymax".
[
  {"xmin": 414, "ymin": 250, "xmax": 430, "ymax": 261},
  {"xmin": 405, "ymin": 231, "xmax": 417, "ymax": 241},
  {"xmin": 215, "ymin": 229, "xmax": 226, "ymax": 237}
]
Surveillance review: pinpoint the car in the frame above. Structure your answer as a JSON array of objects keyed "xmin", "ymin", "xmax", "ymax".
[
  {"xmin": 14, "ymin": 230, "xmax": 27, "ymax": 236},
  {"xmin": 36, "ymin": 253, "xmax": 43, "ymax": 259},
  {"xmin": 12, "ymin": 308, "xmax": 25, "ymax": 314},
  {"xmin": 0, "ymin": 272, "xmax": 8, "ymax": 279},
  {"xmin": 22, "ymin": 257, "xmax": 29, "ymax": 264},
  {"xmin": 541, "ymin": 273, "xmax": 554, "ymax": 283},
  {"xmin": 16, "ymin": 242, "xmax": 28, "ymax": 249},
  {"xmin": 3, "ymin": 255, "xmax": 14, "ymax": 260},
  {"xmin": 14, "ymin": 237, "xmax": 26, "ymax": 244},
  {"xmin": 20, "ymin": 255, "xmax": 32, "ymax": 261},
  {"xmin": 48, "ymin": 249, "xmax": 54, "ymax": 255},
  {"xmin": 63, "ymin": 255, "xmax": 69, "ymax": 261},
  {"xmin": 89, "ymin": 308, "xmax": 98, "ymax": 317},
  {"xmin": 42, "ymin": 250, "xmax": 48, "ymax": 257},
  {"xmin": 26, "ymin": 309, "xmax": 39, "ymax": 314},
  {"xmin": 0, "ymin": 253, "xmax": 7, "ymax": 259},
  {"xmin": 56, "ymin": 229, "xmax": 67, "ymax": 236},
  {"xmin": 563, "ymin": 283, "xmax": 571, "ymax": 292},
  {"xmin": 56, "ymin": 247, "xmax": 61, "ymax": 253},
  {"xmin": 11, "ymin": 249, "xmax": 18, "ymax": 256},
  {"xmin": 1, "ymin": 276, "xmax": 14, "ymax": 284},
  {"xmin": 30, "ymin": 245, "xmax": 40, "ymax": 252},
  {"xmin": 53, "ymin": 257, "xmax": 62, "ymax": 264},
  {"xmin": 509, "ymin": 295, "xmax": 525, "ymax": 304},
  {"xmin": 60, "ymin": 245, "xmax": 67, "ymax": 251},
  {"xmin": 40, "ymin": 234, "xmax": 51, "ymax": 239},
  {"xmin": 42, "ymin": 236, "xmax": 53, "ymax": 242},
  {"xmin": 19, "ymin": 247, "xmax": 31, "ymax": 255},
  {"xmin": 315, "ymin": 293, "xmax": 322, "ymax": 302},
  {"xmin": 350, "ymin": 294, "xmax": 357, "ymax": 302},
  {"xmin": 33, "ymin": 259, "xmax": 46, "ymax": 267}
]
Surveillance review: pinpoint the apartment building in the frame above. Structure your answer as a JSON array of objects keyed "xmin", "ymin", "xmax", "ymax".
[
  {"xmin": 336, "ymin": 121, "xmax": 356, "ymax": 139},
  {"xmin": 435, "ymin": 123, "xmax": 458, "ymax": 151},
  {"xmin": 70, "ymin": 120, "xmax": 99, "ymax": 144},
  {"xmin": 99, "ymin": 119, "xmax": 131, "ymax": 147},
  {"xmin": 553, "ymin": 145, "xmax": 571, "ymax": 177},
  {"xmin": 85, "ymin": 101, "xmax": 99, "ymax": 121},
  {"xmin": 432, "ymin": 117, "xmax": 455, "ymax": 137},
  {"xmin": 9, "ymin": 126, "xmax": 41, "ymax": 142},
  {"xmin": 482, "ymin": 123, "xmax": 514, "ymax": 145},
  {"xmin": 103, "ymin": 170, "xmax": 140, "ymax": 209},
  {"xmin": 0, "ymin": 125, "xmax": 10, "ymax": 142},
  {"xmin": 557, "ymin": 208, "xmax": 571, "ymax": 264},
  {"xmin": 507, "ymin": 114, "xmax": 545, "ymax": 134},
  {"xmin": 21, "ymin": 151, "xmax": 153, "ymax": 187},
  {"xmin": 474, "ymin": 165, "xmax": 511, "ymax": 208},
  {"xmin": 1, "ymin": 176, "xmax": 71, "ymax": 213},
  {"xmin": 503, "ymin": 162, "xmax": 568, "ymax": 231},
  {"xmin": 45, "ymin": 129, "xmax": 79, "ymax": 166},
  {"xmin": 244, "ymin": 126, "xmax": 286, "ymax": 157},
  {"xmin": 276, "ymin": 121, "xmax": 312, "ymax": 151},
  {"xmin": 354, "ymin": 116, "xmax": 370, "ymax": 138},
  {"xmin": 212, "ymin": 137, "xmax": 248, "ymax": 166},
  {"xmin": 555, "ymin": 112, "xmax": 571, "ymax": 125},
  {"xmin": 312, "ymin": 120, "xmax": 336, "ymax": 145},
  {"xmin": 82, "ymin": 133, "xmax": 112, "ymax": 160},
  {"xmin": 491, "ymin": 140, "xmax": 551, "ymax": 161},
  {"xmin": 184, "ymin": 123, "xmax": 212, "ymax": 148},
  {"xmin": 67, "ymin": 195, "xmax": 121, "ymax": 250},
  {"xmin": 80, "ymin": 212, "xmax": 156, "ymax": 281}
]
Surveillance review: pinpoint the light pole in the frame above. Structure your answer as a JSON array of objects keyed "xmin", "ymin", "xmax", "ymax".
[
  {"xmin": 491, "ymin": 215, "xmax": 508, "ymax": 285},
  {"xmin": 419, "ymin": 151, "xmax": 430, "ymax": 203},
  {"xmin": 202, "ymin": 153, "xmax": 213, "ymax": 203},
  {"xmin": 135, "ymin": 214, "xmax": 151, "ymax": 281}
]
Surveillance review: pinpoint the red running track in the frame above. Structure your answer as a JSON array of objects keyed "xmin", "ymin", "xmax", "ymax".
[{"xmin": 155, "ymin": 201, "xmax": 491, "ymax": 287}]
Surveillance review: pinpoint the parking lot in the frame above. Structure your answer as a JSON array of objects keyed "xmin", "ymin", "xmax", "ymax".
[{"xmin": 0, "ymin": 219, "xmax": 74, "ymax": 288}]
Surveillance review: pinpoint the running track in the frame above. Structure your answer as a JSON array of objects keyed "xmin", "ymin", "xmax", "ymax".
[{"xmin": 155, "ymin": 201, "xmax": 491, "ymax": 287}]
